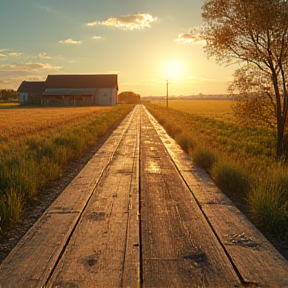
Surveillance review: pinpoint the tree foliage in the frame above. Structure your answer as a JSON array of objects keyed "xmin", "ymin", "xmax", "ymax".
[
  {"xmin": 0, "ymin": 89, "xmax": 18, "ymax": 101},
  {"xmin": 229, "ymin": 64, "xmax": 277, "ymax": 128},
  {"xmin": 202, "ymin": 0, "xmax": 288, "ymax": 159},
  {"xmin": 118, "ymin": 91, "xmax": 140, "ymax": 104}
]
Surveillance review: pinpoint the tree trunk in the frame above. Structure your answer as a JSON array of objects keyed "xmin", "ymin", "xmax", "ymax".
[
  {"xmin": 276, "ymin": 116, "xmax": 285, "ymax": 160},
  {"xmin": 271, "ymin": 69, "xmax": 285, "ymax": 160}
]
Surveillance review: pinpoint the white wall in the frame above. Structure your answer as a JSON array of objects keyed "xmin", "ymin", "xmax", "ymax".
[
  {"xmin": 18, "ymin": 93, "xmax": 28, "ymax": 103},
  {"xmin": 98, "ymin": 88, "xmax": 117, "ymax": 106}
]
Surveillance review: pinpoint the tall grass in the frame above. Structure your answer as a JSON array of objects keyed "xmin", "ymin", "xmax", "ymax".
[
  {"xmin": 145, "ymin": 101, "xmax": 288, "ymax": 239},
  {"xmin": 248, "ymin": 169, "xmax": 288, "ymax": 237},
  {"xmin": 0, "ymin": 105, "xmax": 133, "ymax": 234}
]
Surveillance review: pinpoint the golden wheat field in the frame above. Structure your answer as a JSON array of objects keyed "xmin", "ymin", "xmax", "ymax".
[
  {"xmin": 0, "ymin": 106, "xmax": 112, "ymax": 142},
  {"xmin": 0, "ymin": 105, "xmax": 133, "ymax": 232},
  {"xmin": 165, "ymin": 100, "xmax": 234, "ymax": 121}
]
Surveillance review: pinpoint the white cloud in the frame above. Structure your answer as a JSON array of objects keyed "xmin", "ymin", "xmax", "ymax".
[
  {"xmin": 0, "ymin": 62, "xmax": 61, "ymax": 72},
  {"xmin": 0, "ymin": 62, "xmax": 62, "ymax": 89},
  {"xmin": 58, "ymin": 39, "xmax": 82, "ymax": 44},
  {"xmin": 8, "ymin": 52, "xmax": 23, "ymax": 56},
  {"xmin": 38, "ymin": 52, "xmax": 51, "ymax": 59},
  {"xmin": 87, "ymin": 13, "xmax": 157, "ymax": 30},
  {"xmin": 92, "ymin": 36, "xmax": 103, "ymax": 40},
  {"xmin": 175, "ymin": 27, "xmax": 206, "ymax": 45},
  {"xmin": 175, "ymin": 33, "xmax": 196, "ymax": 43}
]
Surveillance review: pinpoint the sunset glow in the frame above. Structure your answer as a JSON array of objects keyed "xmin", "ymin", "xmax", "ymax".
[
  {"xmin": 0, "ymin": 0, "xmax": 236, "ymax": 96},
  {"xmin": 165, "ymin": 60, "xmax": 184, "ymax": 80}
]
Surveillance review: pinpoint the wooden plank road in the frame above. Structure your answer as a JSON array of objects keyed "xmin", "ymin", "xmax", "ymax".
[{"xmin": 0, "ymin": 105, "xmax": 288, "ymax": 288}]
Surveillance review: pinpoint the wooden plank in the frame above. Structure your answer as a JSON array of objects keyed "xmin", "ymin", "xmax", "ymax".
[
  {"xmin": 0, "ymin": 213, "xmax": 79, "ymax": 288},
  {"xmin": 122, "ymin": 108, "xmax": 141, "ymax": 288},
  {"xmin": 0, "ymin": 107, "xmax": 139, "ymax": 288},
  {"xmin": 145, "ymin": 106, "xmax": 288, "ymax": 287},
  {"xmin": 202, "ymin": 203, "xmax": 288, "ymax": 288},
  {"xmin": 140, "ymin": 108, "xmax": 240, "ymax": 288},
  {"xmin": 46, "ymin": 106, "xmax": 141, "ymax": 288}
]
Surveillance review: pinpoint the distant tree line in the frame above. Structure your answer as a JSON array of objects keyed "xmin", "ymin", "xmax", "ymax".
[
  {"xmin": 0, "ymin": 89, "xmax": 18, "ymax": 101},
  {"xmin": 118, "ymin": 91, "xmax": 141, "ymax": 104}
]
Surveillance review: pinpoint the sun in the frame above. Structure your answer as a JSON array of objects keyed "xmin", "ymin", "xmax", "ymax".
[{"xmin": 165, "ymin": 60, "xmax": 183, "ymax": 79}]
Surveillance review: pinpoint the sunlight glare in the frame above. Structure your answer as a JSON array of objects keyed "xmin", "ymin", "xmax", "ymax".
[{"xmin": 165, "ymin": 60, "xmax": 183, "ymax": 79}]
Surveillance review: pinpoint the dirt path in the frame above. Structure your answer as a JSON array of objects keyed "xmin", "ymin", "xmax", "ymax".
[{"xmin": 0, "ymin": 105, "xmax": 288, "ymax": 288}]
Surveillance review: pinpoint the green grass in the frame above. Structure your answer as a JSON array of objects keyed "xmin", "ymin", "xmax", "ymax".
[{"xmin": 145, "ymin": 101, "xmax": 288, "ymax": 239}]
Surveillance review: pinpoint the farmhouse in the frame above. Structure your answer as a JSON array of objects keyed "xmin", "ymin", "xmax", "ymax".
[
  {"xmin": 17, "ymin": 74, "xmax": 118, "ymax": 106},
  {"xmin": 17, "ymin": 81, "xmax": 46, "ymax": 104},
  {"xmin": 42, "ymin": 74, "xmax": 118, "ymax": 106}
]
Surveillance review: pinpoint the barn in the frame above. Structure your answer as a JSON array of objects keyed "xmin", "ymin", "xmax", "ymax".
[
  {"xmin": 42, "ymin": 74, "xmax": 118, "ymax": 106},
  {"xmin": 17, "ymin": 81, "xmax": 46, "ymax": 104}
]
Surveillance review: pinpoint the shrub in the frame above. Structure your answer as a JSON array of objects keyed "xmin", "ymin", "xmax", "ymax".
[
  {"xmin": 211, "ymin": 161, "xmax": 251, "ymax": 200},
  {"xmin": 175, "ymin": 132, "xmax": 195, "ymax": 153},
  {"xmin": 0, "ymin": 188, "xmax": 24, "ymax": 227},
  {"xmin": 248, "ymin": 171, "xmax": 288, "ymax": 237},
  {"xmin": 191, "ymin": 146, "xmax": 218, "ymax": 173}
]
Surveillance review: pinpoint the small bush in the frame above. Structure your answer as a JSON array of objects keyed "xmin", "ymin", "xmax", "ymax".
[
  {"xmin": 171, "ymin": 125, "xmax": 182, "ymax": 138},
  {"xmin": 0, "ymin": 188, "xmax": 24, "ymax": 227},
  {"xmin": 211, "ymin": 161, "xmax": 251, "ymax": 199},
  {"xmin": 191, "ymin": 146, "xmax": 218, "ymax": 172},
  {"xmin": 163, "ymin": 122, "xmax": 173, "ymax": 136},
  {"xmin": 175, "ymin": 132, "xmax": 195, "ymax": 153},
  {"xmin": 158, "ymin": 118, "xmax": 166, "ymax": 126},
  {"xmin": 248, "ymin": 171, "xmax": 288, "ymax": 237}
]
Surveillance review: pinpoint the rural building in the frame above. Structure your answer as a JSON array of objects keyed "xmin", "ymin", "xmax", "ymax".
[
  {"xmin": 17, "ymin": 74, "xmax": 118, "ymax": 106},
  {"xmin": 42, "ymin": 74, "xmax": 118, "ymax": 106},
  {"xmin": 17, "ymin": 81, "xmax": 46, "ymax": 104},
  {"xmin": 118, "ymin": 91, "xmax": 140, "ymax": 104}
]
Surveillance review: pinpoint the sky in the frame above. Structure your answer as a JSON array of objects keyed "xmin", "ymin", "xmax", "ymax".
[{"xmin": 0, "ymin": 0, "xmax": 237, "ymax": 96}]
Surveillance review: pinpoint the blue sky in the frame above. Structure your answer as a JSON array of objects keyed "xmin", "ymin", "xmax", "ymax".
[{"xmin": 0, "ymin": 0, "xmax": 236, "ymax": 96}]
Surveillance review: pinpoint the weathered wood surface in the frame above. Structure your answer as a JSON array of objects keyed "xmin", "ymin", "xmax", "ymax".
[
  {"xmin": 0, "ymin": 105, "xmax": 288, "ymax": 288},
  {"xmin": 140, "ymin": 108, "xmax": 240, "ymax": 287},
  {"xmin": 46, "ymin": 106, "xmax": 141, "ymax": 288}
]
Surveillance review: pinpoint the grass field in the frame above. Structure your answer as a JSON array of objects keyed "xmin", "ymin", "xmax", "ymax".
[
  {"xmin": 0, "ymin": 105, "xmax": 133, "ymax": 233},
  {"xmin": 146, "ymin": 100, "xmax": 288, "ymax": 240},
  {"xmin": 0, "ymin": 102, "xmax": 20, "ymax": 108},
  {"xmin": 164, "ymin": 100, "xmax": 234, "ymax": 122}
]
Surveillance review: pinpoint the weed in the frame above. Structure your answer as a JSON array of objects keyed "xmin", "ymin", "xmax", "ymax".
[
  {"xmin": 191, "ymin": 146, "xmax": 218, "ymax": 172},
  {"xmin": 211, "ymin": 161, "xmax": 251, "ymax": 199},
  {"xmin": 175, "ymin": 132, "xmax": 195, "ymax": 153}
]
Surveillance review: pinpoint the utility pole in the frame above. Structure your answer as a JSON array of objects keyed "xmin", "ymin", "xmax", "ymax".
[{"xmin": 166, "ymin": 79, "xmax": 169, "ymax": 108}]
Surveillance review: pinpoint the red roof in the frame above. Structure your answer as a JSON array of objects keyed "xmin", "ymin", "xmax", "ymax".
[
  {"xmin": 45, "ymin": 74, "xmax": 118, "ymax": 90},
  {"xmin": 17, "ymin": 81, "xmax": 46, "ymax": 93}
]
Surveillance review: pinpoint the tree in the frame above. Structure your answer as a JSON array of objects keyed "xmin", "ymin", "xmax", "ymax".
[
  {"xmin": 0, "ymin": 89, "xmax": 18, "ymax": 101},
  {"xmin": 201, "ymin": 0, "xmax": 288, "ymax": 159},
  {"xmin": 118, "ymin": 91, "xmax": 140, "ymax": 104},
  {"xmin": 228, "ymin": 64, "xmax": 277, "ymax": 128}
]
